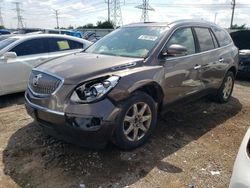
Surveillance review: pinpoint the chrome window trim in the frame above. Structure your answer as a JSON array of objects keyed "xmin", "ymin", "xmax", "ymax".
[
  {"xmin": 25, "ymin": 93, "xmax": 65, "ymax": 116},
  {"xmin": 28, "ymin": 68, "xmax": 64, "ymax": 98},
  {"xmin": 158, "ymin": 25, "xmax": 234, "ymax": 61},
  {"xmin": 164, "ymin": 43, "xmax": 233, "ymax": 61}
]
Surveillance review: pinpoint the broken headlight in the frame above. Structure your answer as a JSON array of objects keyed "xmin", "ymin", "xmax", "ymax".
[{"xmin": 70, "ymin": 76, "xmax": 120, "ymax": 103}]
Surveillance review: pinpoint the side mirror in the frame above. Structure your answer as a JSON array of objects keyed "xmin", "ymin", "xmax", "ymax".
[
  {"xmin": 162, "ymin": 44, "xmax": 188, "ymax": 57},
  {"xmin": 3, "ymin": 52, "xmax": 17, "ymax": 60}
]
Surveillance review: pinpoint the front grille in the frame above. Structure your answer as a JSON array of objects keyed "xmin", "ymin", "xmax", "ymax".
[{"xmin": 29, "ymin": 70, "xmax": 62, "ymax": 96}]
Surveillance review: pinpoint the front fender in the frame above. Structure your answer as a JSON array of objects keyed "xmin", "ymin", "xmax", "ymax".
[{"xmin": 108, "ymin": 65, "xmax": 164, "ymax": 102}]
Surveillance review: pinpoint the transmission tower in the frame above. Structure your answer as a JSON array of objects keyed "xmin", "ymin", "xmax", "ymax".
[
  {"xmin": 135, "ymin": 0, "xmax": 154, "ymax": 22},
  {"xmin": 13, "ymin": 2, "xmax": 24, "ymax": 29},
  {"xmin": 110, "ymin": 0, "xmax": 123, "ymax": 27},
  {"xmin": 0, "ymin": 7, "xmax": 4, "ymax": 27}
]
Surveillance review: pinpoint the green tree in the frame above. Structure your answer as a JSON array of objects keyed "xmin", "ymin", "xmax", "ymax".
[
  {"xmin": 96, "ymin": 21, "xmax": 114, "ymax": 29},
  {"xmin": 231, "ymin": 24, "xmax": 247, "ymax": 30},
  {"xmin": 67, "ymin": 25, "xmax": 74, "ymax": 30}
]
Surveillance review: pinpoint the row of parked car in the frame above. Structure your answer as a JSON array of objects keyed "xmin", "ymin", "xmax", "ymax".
[
  {"xmin": 0, "ymin": 33, "xmax": 92, "ymax": 96},
  {"xmin": 0, "ymin": 19, "xmax": 249, "ymax": 187},
  {"xmin": 0, "ymin": 28, "xmax": 102, "ymax": 42}
]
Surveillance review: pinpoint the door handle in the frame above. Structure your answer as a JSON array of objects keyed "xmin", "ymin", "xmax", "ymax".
[
  {"xmin": 194, "ymin": 64, "xmax": 201, "ymax": 70},
  {"xmin": 219, "ymin": 58, "xmax": 225, "ymax": 63}
]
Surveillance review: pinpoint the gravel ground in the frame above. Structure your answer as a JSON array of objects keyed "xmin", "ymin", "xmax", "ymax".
[{"xmin": 0, "ymin": 80, "xmax": 250, "ymax": 188}]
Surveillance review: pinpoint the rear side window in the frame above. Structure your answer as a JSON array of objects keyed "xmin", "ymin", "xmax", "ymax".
[
  {"xmin": 194, "ymin": 27, "xmax": 215, "ymax": 52},
  {"xmin": 68, "ymin": 40, "xmax": 83, "ymax": 49},
  {"xmin": 210, "ymin": 30, "xmax": 219, "ymax": 48},
  {"xmin": 166, "ymin": 27, "xmax": 196, "ymax": 55},
  {"xmin": 10, "ymin": 38, "xmax": 48, "ymax": 56},
  {"xmin": 48, "ymin": 38, "xmax": 83, "ymax": 52},
  {"xmin": 213, "ymin": 27, "xmax": 232, "ymax": 47}
]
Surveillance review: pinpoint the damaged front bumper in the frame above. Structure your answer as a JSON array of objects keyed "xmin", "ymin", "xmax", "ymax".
[{"xmin": 25, "ymin": 91, "xmax": 120, "ymax": 149}]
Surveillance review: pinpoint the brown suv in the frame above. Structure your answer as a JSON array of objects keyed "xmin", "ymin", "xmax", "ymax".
[{"xmin": 25, "ymin": 20, "xmax": 238, "ymax": 150}]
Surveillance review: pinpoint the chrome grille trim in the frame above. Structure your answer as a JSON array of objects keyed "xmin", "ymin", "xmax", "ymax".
[
  {"xmin": 28, "ymin": 68, "xmax": 64, "ymax": 97},
  {"xmin": 25, "ymin": 93, "xmax": 65, "ymax": 116}
]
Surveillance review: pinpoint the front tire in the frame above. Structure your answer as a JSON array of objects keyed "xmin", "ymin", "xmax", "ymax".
[
  {"xmin": 113, "ymin": 91, "xmax": 157, "ymax": 150},
  {"xmin": 215, "ymin": 71, "xmax": 235, "ymax": 103}
]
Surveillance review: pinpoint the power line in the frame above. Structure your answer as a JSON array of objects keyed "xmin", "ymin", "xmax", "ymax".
[
  {"xmin": 135, "ymin": 0, "xmax": 154, "ymax": 22},
  {"xmin": 13, "ymin": 2, "xmax": 24, "ymax": 29}
]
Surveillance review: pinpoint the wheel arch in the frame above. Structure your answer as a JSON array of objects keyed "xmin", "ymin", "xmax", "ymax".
[
  {"xmin": 130, "ymin": 81, "xmax": 164, "ymax": 106},
  {"xmin": 227, "ymin": 66, "xmax": 237, "ymax": 77}
]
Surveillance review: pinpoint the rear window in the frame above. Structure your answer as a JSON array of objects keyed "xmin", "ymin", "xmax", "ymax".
[
  {"xmin": 213, "ymin": 27, "xmax": 232, "ymax": 47},
  {"xmin": 194, "ymin": 27, "xmax": 215, "ymax": 52}
]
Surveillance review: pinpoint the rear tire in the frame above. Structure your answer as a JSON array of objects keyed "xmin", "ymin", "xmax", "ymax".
[
  {"xmin": 113, "ymin": 91, "xmax": 157, "ymax": 150},
  {"xmin": 215, "ymin": 71, "xmax": 234, "ymax": 103}
]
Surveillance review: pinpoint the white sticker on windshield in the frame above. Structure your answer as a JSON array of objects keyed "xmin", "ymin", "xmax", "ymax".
[{"xmin": 138, "ymin": 35, "xmax": 158, "ymax": 41}]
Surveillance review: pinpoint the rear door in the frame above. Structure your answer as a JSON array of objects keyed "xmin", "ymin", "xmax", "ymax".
[
  {"xmin": 212, "ymin": 27, "xmax": 236, "ymax": 87},
  {"xmin": 0, "ymin": 38, "xmax": 49, "ymax": 94},
  {"xmin": 47, "ymin": 37, "xmax": 84, "ymax": 59},
  {"xmin": 161, "ymin": 27, "xmax": 203, "ymax": 104},
  {"xmin": 192, "ymin": 27, "xmax": 219, "ymax": 89}
]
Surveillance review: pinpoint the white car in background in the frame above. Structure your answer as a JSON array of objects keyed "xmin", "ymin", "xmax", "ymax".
[
  {"xmin": 230, "ymin": 128, "xmax": 250, "ymax": 188},
  {"xmin": 0, "ymin": 34, "xmax": 92, "ymax": 96}
]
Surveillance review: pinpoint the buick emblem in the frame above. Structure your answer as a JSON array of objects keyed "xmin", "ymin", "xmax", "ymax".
[{"xmin": 33, "ymin": 74, "xmax": 42, "ymax": 87}]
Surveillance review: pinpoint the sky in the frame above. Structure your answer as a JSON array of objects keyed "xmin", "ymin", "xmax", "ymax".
[{"xmin": 1, "ymin": 0, "xmax": 250, "ymax": 29}]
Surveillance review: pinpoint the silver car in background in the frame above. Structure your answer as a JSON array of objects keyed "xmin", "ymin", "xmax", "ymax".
[
  {"xmin": 230, "ymin": 128, "xmax": 250, "ymax": 188},
  {"xmin": 0, "ymin": 34, "xmax": 92, "ymax": 96}
]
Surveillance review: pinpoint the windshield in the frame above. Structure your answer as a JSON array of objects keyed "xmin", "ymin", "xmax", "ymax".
[
  {"xmin": 86, "ymin": 26, "xmax": 167, "ymax": 58},
  {"xmin": 0, "ymin": 38, "xmax": 17, "ymax": 51}
]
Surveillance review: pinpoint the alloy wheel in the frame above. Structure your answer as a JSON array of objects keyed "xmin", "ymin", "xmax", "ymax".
[
  {"xmin": 223, "ymin": 76, "xmax": 233, "ymax": 100},
  {"xmin": 122, "ymin": 102, "xmax": 152, "ymax": 142}
]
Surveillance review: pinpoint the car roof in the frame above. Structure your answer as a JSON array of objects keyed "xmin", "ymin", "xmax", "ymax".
[
  {"xmin": 123, "ymin": 19, "xmax": 218, "ymax": 28},
  {"xmin": 8, "ymin": 33, "xmax": 88, "ymax": 42}
]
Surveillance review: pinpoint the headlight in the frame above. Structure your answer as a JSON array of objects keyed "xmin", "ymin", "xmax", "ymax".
[{"xmin": 70, "ymin": 76, "xmax": 120, "ymax": 103}]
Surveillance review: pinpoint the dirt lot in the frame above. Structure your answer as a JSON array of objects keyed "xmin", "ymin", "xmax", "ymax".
[{"xmin": 0, "ymin": 80, "xmax": 250, "ymax": 188}]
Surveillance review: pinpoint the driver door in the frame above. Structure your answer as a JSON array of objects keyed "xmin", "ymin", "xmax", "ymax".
[
  {"xmin": 0, "ymin": 38, "xmax": 49, "ymax": 95},
  {"xmin": 160, "ymin": 27, "xmax": 204, "ymax": 104}
]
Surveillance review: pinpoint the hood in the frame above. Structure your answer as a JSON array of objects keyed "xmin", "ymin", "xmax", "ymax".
[{"xmin": 37, "ymin": 52, "xmax": 143, "ymax": 84}]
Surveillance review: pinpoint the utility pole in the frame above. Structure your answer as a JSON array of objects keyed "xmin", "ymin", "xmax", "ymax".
[
  {"xmin": 53, "ymin": 9, "xmax": 59, "ymax": 29},
  {"xmin": 105, "ymin": 0, "xmax": 111, "ymax": 22},
  {"xmin": 230, "ymin": 0, "xmax": 236, "ymax": 28},
  {"xmin": 13, "ymin": 2, "xmax": 24, "ymax": 29},
  {"xmin": 0, "ymin": 7, "xmax": 4, "ymax": 27},
  {"xmin": 135, "ymin": 0, "xmax": 154, "ymax": 22},
  {"xmin": 110, "ymin": 0, "xmax": 123, "ymax": 27},
  {"xmin": 214, "ymin": 12, "xmax": 218, "ymax": 24}
]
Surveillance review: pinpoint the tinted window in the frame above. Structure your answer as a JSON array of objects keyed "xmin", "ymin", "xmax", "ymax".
[
  {"xmin": 210, "ymin": 30, "xmax": 219, "ymax": 48},
  {"xmin": 68, "ymin": 40, "xmax": 83, "ymax": 49},
  {"xmin": 194, "ymin": 28, "xmax": 215, "ymax": 52},
  {"xmin": 213, "ymin": 27, "xmax": 232, "ymax": 47},
  {"xmin": 10, "ymin": 38, "xmax": 48, "ymax": 56},
  {"xmin": 166, "ymin": 28, "xmax": 195, "ymax": 55},
  {"xmin": 48, "ymin": 38, "xmax": 82, "ymax": 52}
]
